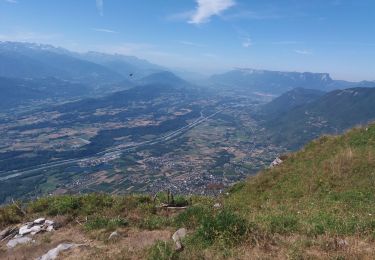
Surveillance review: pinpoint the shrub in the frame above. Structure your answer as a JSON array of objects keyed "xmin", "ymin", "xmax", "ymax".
[
  {"xmin": 0, "ymin": 203, "xmax": 24, "ymax": 227},
  {"xmin": 172, "ymin": 195, "xmax": 189, "ymax": 207}
]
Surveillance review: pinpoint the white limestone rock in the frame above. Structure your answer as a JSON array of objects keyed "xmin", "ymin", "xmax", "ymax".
[
  {"xmin": 269, "ymin": 157, "xmax": 283, "ymax": 168},
  {"xmin": 19, "ymin": 223, "xmax": 33, "ymax": 236},
  {"xmin": 38, "ymin": 243, "xmax": 79, "ymax": 260},
  {"xmin": 7, "ymin": 236, "xmax": 33, "ymax": 248},
  {"xmin": 172, "ymin": 228, "xmax": 187, "ymax": 251},
  {"xmin": 34, "ymin": 218, "xmax": 46, "ymax": 225}
]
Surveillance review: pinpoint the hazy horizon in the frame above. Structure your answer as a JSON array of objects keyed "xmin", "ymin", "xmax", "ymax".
[{"xmin": 0, "ymin": 0, "xmax": 374, "ymax": 81}]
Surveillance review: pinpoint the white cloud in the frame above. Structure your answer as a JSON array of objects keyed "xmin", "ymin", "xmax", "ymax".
[
  {"xmin": 224, "ymin": 10, "xmax": 282, "ymax": 20},
  {"xmin": 5, "ymin": 0, "xmax": 18, "ymax": 3},
  {"xmin": 179, "ymin": 41, "xmax": 205, "ymax": 47},
  {"xmin": 242, "ymin": 38, "xmax": 252, "ymax": 48},
  {"xmin": 96, "ymin": 0, "xmax": 104, "ymax": 16},
  {"xmin": 92, "ymin": 28, "xmax": 118, "ymax": 34},
  {"xmin": 272, "ymin": 41, "xmax": 302, "ymax": 45},
  {"xmin": 189, "ymin": 0, "xmax": 236, "ymax": 24},
  {"xmin": 294, "ymin": 49, "xmax": 312, "ymax": 55}
]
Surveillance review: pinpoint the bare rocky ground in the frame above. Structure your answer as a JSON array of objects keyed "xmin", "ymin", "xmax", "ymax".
[
  {"xmin": 0, "ymin": 220, "xmax": 172, "ymax": 260},
  {"xmin": 1, "ymin": 220, "xmax": 375, "ymax": 260}
]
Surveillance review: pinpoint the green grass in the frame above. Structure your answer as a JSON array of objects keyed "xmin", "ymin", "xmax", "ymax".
[
  {"xmin": 226, "ymin": 123, "xmax": 375, "ymax": 237},
  {"xmin": 85, "ymin": 216, "xmax": 128, "ymax": 231}
]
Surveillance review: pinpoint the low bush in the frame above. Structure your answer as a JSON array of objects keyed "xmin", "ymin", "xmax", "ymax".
[{"xmin": 0, "ymin": 203, "xmax": 24, "ymax": 227}]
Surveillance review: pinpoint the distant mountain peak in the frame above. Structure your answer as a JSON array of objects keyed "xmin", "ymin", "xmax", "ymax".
[{"xmin": 138, "ymin": 71, "xmax": 190, "ymax": 87}]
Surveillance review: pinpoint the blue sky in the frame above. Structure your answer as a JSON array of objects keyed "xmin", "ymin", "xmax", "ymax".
[{"xmin": 0, "ymin": 0, "xmax": 374, "ymax": 81}]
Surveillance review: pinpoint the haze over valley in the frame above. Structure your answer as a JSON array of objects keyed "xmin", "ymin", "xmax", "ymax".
[
  {"xmin": 1, "ymin": 1, "xmax": 375, "ymax": 259},
  {"xmin": 0, "ymin": 41, "xmax": 374, "ymax": 204}
]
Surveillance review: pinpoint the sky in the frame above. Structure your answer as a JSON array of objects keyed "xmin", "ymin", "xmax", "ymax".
[{"xmin": 0, "ymin": 0, "xmax": 374, "ymax": 81}]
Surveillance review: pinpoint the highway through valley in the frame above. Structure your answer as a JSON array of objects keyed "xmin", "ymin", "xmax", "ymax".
[{"xmin": 0, "ymin": 108, "xmax": 226, "ymax": 181}]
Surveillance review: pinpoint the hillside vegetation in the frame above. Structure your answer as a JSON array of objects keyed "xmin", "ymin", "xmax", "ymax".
[
  {"xmin": 264, "ymin": 87, "xmax": 375, "ymax": 149},
  {"xmin": 1, "ymin": 124, "xmax": 375, "ymax": 259}
]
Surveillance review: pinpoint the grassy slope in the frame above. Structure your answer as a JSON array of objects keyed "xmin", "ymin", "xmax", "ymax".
[
  {"xmin": 265, "ymin": 88, "xmax": 375, "ymax": 149},
  {"xmin": 227, "ymin": 123, "xmax": 375, "ymax": 236},
  {"xmin": 1, "ymin": 124, "xmax": 375, "ymax": 259}
]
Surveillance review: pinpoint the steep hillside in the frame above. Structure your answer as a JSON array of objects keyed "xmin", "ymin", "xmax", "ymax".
[
  {"xmin": 260, "ymin": 87, "xmax": 326, "ymax": 118},
  {"xmin": 263, "ymin": 87, "xmax": 375, "ymax": 149},
  {"xmin": 137, "ymin": 71, "xmax": 191, "ymax": 87},
  {"xmin": 0, "ymin": 124, "xmax": 374, "ymax": 259}
]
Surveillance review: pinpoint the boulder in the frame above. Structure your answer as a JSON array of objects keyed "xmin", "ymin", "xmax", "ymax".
[
  {"xmin": 19, "ymin": 223, "xmax": 34, "ymax": 236},
  {"xmin": 30, "ymin": 225, "xmax": 42, "ymax": 235},
  {"xmin": 38, "ymin": 243, "xmax": 79, "ymax": 260},
  {"xmin": 34, "ymin": 218, "xmax": 46, "ymax": 225},
  {"xmin": 7, "ymin": 236, "xmax": 33, "ymax": 248},
  {"xmin": 172, "ymin": 228, "xmax": 187, "ymax": 251}
]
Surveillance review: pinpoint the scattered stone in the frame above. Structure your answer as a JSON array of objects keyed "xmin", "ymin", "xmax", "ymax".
[
  {"xmin": 108, "ymin": 231, "xmax": 120, "ymax": 240},
  {"xmin": 335, "ymin": 238, "xmax": 349, "ymax": 249},
  {"xmin": 34, "ymin": 218, "xmax": 46, "ymax": 224},
  {"xmin": 269, "ymin": 157, "xmax": 283, "ymax": 168},
  {"xmin": 172, "ymin": 228, "xmax": 187, "ymax": 251},
  {"xmin": 213, "ymin": 203, "xmax": 221, "ymax": 208},
  {"xmin": 46, "ymin": 226, "xmax": 54, "ymax": 232},
  {"xmin": 7, "ymin": 236, "xmax": 33, "ymax": 249},
  {"xmin": 38, "ymin": 243, "xmax": 79, "ymax": 260}
]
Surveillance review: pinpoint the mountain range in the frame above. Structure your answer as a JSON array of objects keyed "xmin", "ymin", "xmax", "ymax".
[{"xmin": 209, "ymin": 68, "xmax": 375, "ymax": 95}]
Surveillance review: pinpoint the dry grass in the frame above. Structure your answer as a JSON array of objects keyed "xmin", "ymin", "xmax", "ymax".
[{"xmin": 0, "ymin": 224, "xmax": 172, "ymax": 260}]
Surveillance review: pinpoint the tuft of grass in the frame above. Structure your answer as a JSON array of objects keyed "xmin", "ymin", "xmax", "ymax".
[
  {"xmin": 266, "ymin": 214, "xmax": 299, "ymax": 234},
  {"xmin": 139, "ymin": 215, "xmax": 172, "ymax": 230},
  {"xmin": 147, "ymin": 240, "xmax": 178, "ymax": 260},
  {"xmin": 194, "ymin": 209, "xmax": 250, "ymax": 247},
  {"xmin": 85, "ymin": 216, "xmax": 128, "ymax": 231},
  {"xmin": 173, "ymin": 206, "xmax": 211, "ymax": 229}
]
